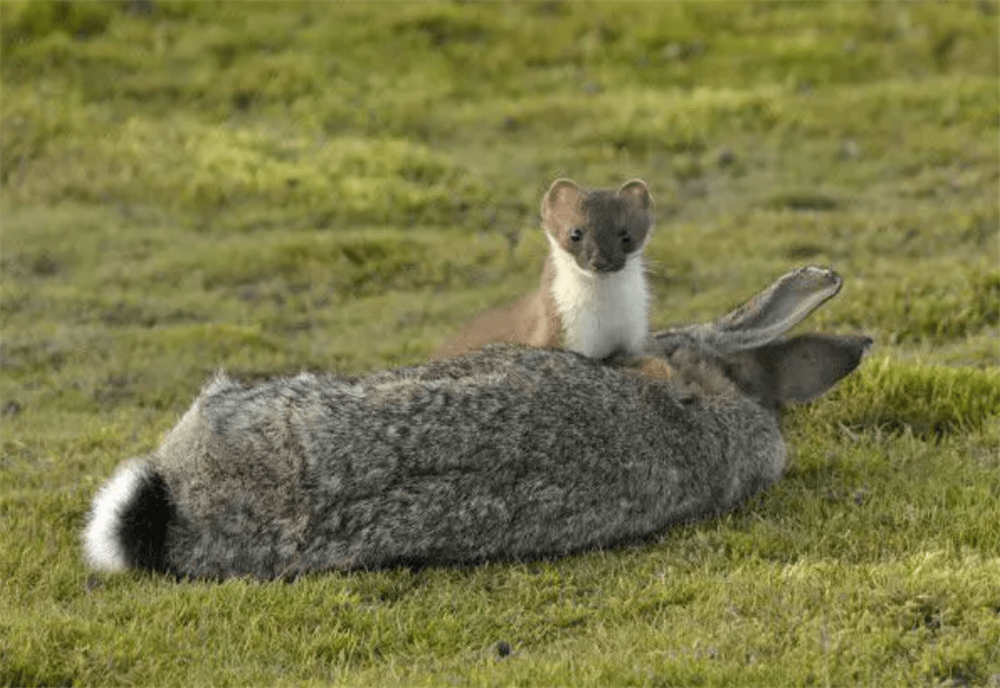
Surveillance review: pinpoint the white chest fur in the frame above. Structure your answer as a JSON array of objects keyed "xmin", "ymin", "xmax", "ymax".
[{"xmin": 547, "ymin": 236, "xmax": 650, "ymax": 359}]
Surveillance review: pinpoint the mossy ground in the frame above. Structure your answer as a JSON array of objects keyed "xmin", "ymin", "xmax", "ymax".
[{"xmin": 1, "ymin": 2, "xmax": 998, "ymax": 686}]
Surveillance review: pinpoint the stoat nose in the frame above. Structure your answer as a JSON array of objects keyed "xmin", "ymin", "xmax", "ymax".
[{"xmin": 590, "ymin": 257, "xmax": 624, "ymax": 273}]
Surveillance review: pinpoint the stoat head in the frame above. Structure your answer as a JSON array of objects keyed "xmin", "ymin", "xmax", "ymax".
[{"xmin": 541, "ymin": 178, "xmax": 654, "ymax": 275}]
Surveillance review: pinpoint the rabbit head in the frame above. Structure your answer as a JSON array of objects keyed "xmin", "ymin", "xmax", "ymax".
[{"xmin": 648, "ymin": 266, "xmax": 871, "ymax": 409}]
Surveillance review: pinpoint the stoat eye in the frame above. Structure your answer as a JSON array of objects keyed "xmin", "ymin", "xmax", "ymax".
[{"xmin": 569, "ymin": 227, "xmax": 583, "ymax": 242}]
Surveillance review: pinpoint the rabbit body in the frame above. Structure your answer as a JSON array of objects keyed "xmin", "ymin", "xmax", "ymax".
[{"xmin": 87, "ymin": 345, "xmax": 781, "ymax": 580}]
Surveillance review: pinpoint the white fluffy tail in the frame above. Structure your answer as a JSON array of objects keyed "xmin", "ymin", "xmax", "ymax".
[{"xmin": 83, "ymin": 460, "xmax": 172, "ymax": 573}]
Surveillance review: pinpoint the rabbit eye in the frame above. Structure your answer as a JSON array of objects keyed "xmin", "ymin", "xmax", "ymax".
[{"xmin": 569, "ymin": 228, "xmax": 583, "ymax": 242}]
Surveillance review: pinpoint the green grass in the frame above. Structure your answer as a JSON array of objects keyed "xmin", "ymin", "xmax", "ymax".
[{"xmin": 1, "ymin": 1, "xmax": 998, "ymax": 686}]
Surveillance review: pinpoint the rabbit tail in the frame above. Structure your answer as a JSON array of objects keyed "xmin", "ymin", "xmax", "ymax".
[{"xmin": 83, "ymin": 459, "xmax": 175, "ymax": 574}]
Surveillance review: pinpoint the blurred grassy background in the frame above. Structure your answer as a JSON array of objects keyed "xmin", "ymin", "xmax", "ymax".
[{"xmin": 1, "ymin": 2, "xmax": 998, "ymax": 686}]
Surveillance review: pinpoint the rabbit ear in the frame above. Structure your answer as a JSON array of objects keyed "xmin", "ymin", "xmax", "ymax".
[
  {"xmin": 647, "ymin": 266, "xmax": 846, "ymax": 358},
  {"xmin": 709, "ymin": 266, "xmax": 844, "ymax": 354},
  {"xmin": 726, "ymin": 333, "xmax": 873, "ymax": 407}
]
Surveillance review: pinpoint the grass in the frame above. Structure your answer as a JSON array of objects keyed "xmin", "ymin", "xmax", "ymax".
[{"xmin": 1, "ymin": 1, "xmax": 998, "ymax": 686}]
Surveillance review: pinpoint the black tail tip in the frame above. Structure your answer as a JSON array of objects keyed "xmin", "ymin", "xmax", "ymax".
[{"xmin": 119, "ymin": 470, "xmax": 174, "ymax": 572}]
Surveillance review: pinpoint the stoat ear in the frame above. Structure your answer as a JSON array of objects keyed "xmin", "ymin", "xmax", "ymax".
[
  {"xmin": 541, "ymin": 179, "xmax": 584, "ymax": 229},
  {"xmin": 616, "ymin": 179, "xmax": 653, "ymax": 211}
]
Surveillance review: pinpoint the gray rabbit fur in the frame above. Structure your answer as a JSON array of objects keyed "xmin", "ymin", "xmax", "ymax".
[{"xmin": 84, "ymin": 266, "xmax": 870, "ymax": 580}]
